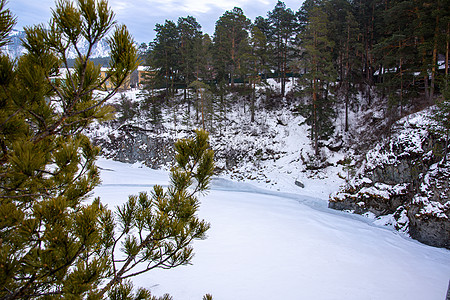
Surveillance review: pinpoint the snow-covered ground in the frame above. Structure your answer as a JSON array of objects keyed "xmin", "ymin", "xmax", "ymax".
[
  {"xmin": 93, "ymin": 86, "xmax": 347, "ymax": 200},
  {"xmin": 94, "ymin": 158, "xmax": 450, "ymax": 300}
]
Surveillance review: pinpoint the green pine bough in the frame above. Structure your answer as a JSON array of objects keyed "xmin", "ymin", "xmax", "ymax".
[
  {"xmin": 103, "ymin": 129, "xmax": 215, "ymax": 299},
  {"xmin": 0, "ymin": 0, "xmax": 214, "ymax": 299}
]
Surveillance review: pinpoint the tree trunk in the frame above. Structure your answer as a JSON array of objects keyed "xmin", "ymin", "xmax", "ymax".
[
  {"xmin": 313, "ymin": 77, "xmax": 318, "ymax": 156},
  {"xmin": 400, "ymin": 57, "xmax": 403, "ymax": 116},
  {"xmin": 201, "ymin": 89, "xmax": 205, "ymax": 130},
  {"xmin": 251, "ymin": 68, "xmax": 256, "ymax": 123},
  {"xmin": 173, "ymin": 104, "xmax": 177, "ymax": 132},
  {"xmin": 431, "ymin": 14, "xmax": 440, "ymax": 101},
  {"xmin": 187, "ymin": 92, "xmax": 191, "ymax": 125},
  {"xmin": 231, "ymin": 34, "xmax": 236, "ymax": 89},
  {"xmin": 345, "ymin": 22, "xmax": 350, "ymax": 132},
  {"xmin": 444, "ymin": 130, "xmax": 449, "ymax": 164},
  {"xmin": 313, "ymin": 30, "xmax": 319, "ymax": 157},
  {"xmin": 446, "ymin": 22, "xmax": 449, "ymax": 84},
  {"xmin": 281, "ymin": 41, "xmax": 287, "ymax": 97},
  {"xmin": 195, "ymin": 90, "xmax": 199, "ymax": 123},
  {"xmin": 345, "ymin": 82, "xmax": 349, "ymax": 132},
  {"xmin": 421, "ymin": 36, "xmax": 430, "ymax": 101}
]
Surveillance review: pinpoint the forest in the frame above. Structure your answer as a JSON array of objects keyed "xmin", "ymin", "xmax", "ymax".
[
  {"xmin": 134, "ymin": 0, "xmax": 450, "ymax": 156},
  {"xmin": 1, "ymin": 0, "xmax": 450, "ymax": 298}
]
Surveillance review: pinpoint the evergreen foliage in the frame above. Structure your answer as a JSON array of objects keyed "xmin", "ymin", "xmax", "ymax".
[
  {"xmin": 151, "ymin": 20, "xmax": 179, "ymax": 94},
  {"xmin": 267, "ymin": 1, "xmax": 297, "ymax": 96},
  {"xmin": 178, "ymin": 16, "xmax": 203, "ymax": 88},
  {"xmin": 118, "ymin": 0, "xmax": 450, "ymax": 157},
  {"xmin": 116, "ymin": 93, "xmax": 139, "ymax": 123},
  {"xmin": 24, "ymin": 0, "xmax": 447, "ymax": 168},
  {"xmin": 100, "ymin": 129, "xmax": 214, "ymax": 297},
  {"xmin": 297, "ymin": 1, "xmax": 337, "ymax": 156},
  {"xmin": 212, "ymin": 7, "xmax": 251, "ymax": 87},
  {"xmin": 0, "ymin": 1, "xmax": 214, "ymax": 299},
  {"xmin": 0, "ymin": 0, "xmax": 14, "ymax": 49}
]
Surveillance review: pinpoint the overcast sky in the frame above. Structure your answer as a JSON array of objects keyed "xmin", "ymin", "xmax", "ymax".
[{"xmin": 10, "ymin": 0, "xmax": 304, "ymax": 43}]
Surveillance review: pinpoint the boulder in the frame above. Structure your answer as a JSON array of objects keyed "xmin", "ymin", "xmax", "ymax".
[
  {"xmin": 329, "ymin": 110, "xmax": 450, "ymax": 249},
  {"xmin": 295, "ymin": 180, "xmax": 305, "ymax": 188}
]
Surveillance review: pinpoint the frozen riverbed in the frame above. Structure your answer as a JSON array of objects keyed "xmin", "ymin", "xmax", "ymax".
[{"xmin": 94, "ymin": 158, "xmax": 450, "ymax": 300}]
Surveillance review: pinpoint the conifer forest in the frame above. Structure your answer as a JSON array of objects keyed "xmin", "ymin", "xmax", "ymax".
[
  {"xmin": 1, "ymin": 0, "xmax": 450, "ymax": 299},
  {"xmin": 138, "ymin": 0, "xmax": 450, "ymax": 149}
]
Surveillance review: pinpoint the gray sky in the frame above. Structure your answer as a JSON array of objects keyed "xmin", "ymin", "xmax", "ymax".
[{"xmin": 9, "ymin": 0, "xmax": 304, "ymax": 43}]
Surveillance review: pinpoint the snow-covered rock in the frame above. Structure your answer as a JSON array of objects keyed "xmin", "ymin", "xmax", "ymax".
[
  {"xmin": 86, "ymin": 87, "xmax": 345, "ymax": 200},
  {"xmin": 87, "ymin": 87, "xmax": 449, "ymax": 248},
  {"xmin": 330, "ymin": 109, "xmax": 450, "ymax": 248}
]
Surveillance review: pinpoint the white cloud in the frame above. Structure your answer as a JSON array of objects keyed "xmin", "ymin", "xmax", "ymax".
[
  {"xmin": 110, "ymin": 0, "xmax": 271, "ymax": 17},
  {"xmin": 10, "ymin": 0, "xmax": 304, "ymax": 43},
  {"xmin": 109, "ymin": 1, "xmax": 129, "ymax": 13}
]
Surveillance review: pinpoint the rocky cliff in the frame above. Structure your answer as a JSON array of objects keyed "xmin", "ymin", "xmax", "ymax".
[
  {"xmin": 329, "ymin": 110, "xmax": 450, "ymax": 248},
  {"xmin": 88, "ymin": 122, "xmax": 176, "ymax": 169},
  {"xmin": 87, "ymin": 90, "xmax": 449, "ymax": 248}
]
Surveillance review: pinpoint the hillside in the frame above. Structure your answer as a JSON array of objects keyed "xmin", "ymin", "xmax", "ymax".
[
  {"xmin": 4, "ymin": 29, "xmax": 111, "ymax": 60},
  {"xmin": 87, "ymin": 83, "xmax": 346, "ymax": 199},
  {"xmin": 86, "ymin": 81, "xmax": 449, "ymax": 249},
  {"xmin": 3, "ymin": 0, "xmax": 449, "ymax": 297}
]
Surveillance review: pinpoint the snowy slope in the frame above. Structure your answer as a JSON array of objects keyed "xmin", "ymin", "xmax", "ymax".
[
  {"xmin": 66, "ymin": 38, "xmax": 111, "ymax": 59},
  {"xmin": 90, "ymin": 87, "xmax": 346, "ymax": 201},
  {"xmin": 88, "ymin": 85, "xmax": 449, "ymax": 249},
  {"xmin": 94, "ymin": 158, "xmax": 450, "ymax": 300},
  {"xmin": 4, "ymin": 30, "xmax": 111, "ymax": 59}
]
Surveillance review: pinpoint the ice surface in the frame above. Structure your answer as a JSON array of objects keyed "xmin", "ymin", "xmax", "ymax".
[{"xmin": 94, "ymin": 159, "xmax": 450, "ymax": 300}]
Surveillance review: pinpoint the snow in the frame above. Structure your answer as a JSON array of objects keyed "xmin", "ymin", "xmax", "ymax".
[
  {"xmin": 92, "ymin": 86, "xmax": 347, "ymax": 201},
  {"xmin": 359, "ymin": 186, "xmax": 390, "ymax": 200},
  {"xmin": 94, "ymin": 158, "xmax": 450, "ymax": 300},
  {"xmin": 361, "ymin": 177, "xmax": 372, "ymax": 184},
  {"xmin": 5, "ymin": 30, "xmax": 111, "ymax": 60},
  {"xmin": 413, "ymin": 195, "xmax": 449, "ymax": 219}
]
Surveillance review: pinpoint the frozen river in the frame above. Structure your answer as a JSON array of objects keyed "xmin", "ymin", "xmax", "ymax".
[{"xmin": 94, "ymin": 158, "xmax": 450, "ymax": 300}]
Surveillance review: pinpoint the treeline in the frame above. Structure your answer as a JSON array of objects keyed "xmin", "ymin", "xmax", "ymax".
[{"xmin": 135, "ymin": 0, "xmax": 450, "ymax": 154}]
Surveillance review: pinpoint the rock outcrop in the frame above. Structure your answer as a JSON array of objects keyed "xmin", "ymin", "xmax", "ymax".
[
  {"xmin": 329, "ymin": 110, "xmax": 450, "ymax": 249},
  {"xmin": 90, "ymin": 123, "xmax": 176, "ymax": 169}
]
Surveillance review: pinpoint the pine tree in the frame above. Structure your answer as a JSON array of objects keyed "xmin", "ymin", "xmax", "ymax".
[
  {"xmin": 267, "ymin": 1, "xmax": 297, "ymax": 96},
  {"xmin": 178, "ymin": 16, "xmax": 203, "ymax": 100},
  {"xmin": 213, "ymin": 7, "xmax": 251, "ymax": 88},
  {"xmin": 0, "ymin": 0, "xmax": 14, "ymax": 49},
  {"xmin": 325, "ymin": 0, "xmax": 362, "ymax": 132},
  {"xmin": 98, "ymin": 129, "xmax": 214, "ymax": 297},
  {"xmin": 141, "ymin": 19, "xmax": 181, "ymax": 131},
  {"xmin": 116, "ymin": 93, "xmax": 139, "ymax": 123},
  {"xmin": 0, "ymin": 1, "xmax": 214, "ymax": 299},
  {"xmin": 139, "ymin": 92, "xmax": 164, "ymax": 131},
  {"xmin": 352, "ymin": 0, "xmax": 385, "ymax": 105},
  {"xmin": 297, "ymin": 1, "xmax": 337, "ymax": 156},
  {"xmin": 189, "ymin": 80, "xmax": 212, "ymax": 130},
  {"xmin": 248, "ymin": 25, "xmax": 269, "ymax": 122},
  {"xmin": 374, "ymin": 0, "xmax": 421, "ymax": 119},
  {"xmin": 151, "ymin": 20, "xmax": 180, "ymax": 95},
  {"xmin": 253, "ymin": 16, "xmax": 273, "ymax": 80}
]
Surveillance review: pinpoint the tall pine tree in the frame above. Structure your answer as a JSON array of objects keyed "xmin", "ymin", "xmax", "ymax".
[
  {"xmin": 213, "ymin": 7, "xmax": 250, "ymax": 88},
  {"xmin": 178, "ymin": 16, "xmax": 203, "ymax": 100},
  {"xmin": 267, "ymin": 1, "xmax": 297, "ymax": 96},
  {"xmin": 0, "ymin": 1, "xmax": 214, "ymax": 299},
  {"xmin": 151, "ymin": 20, "xmax": 180, "ymax": 95},
  {"xmin": 297, "ymin": 1, "xmax": 337, "ymax": 156}
]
